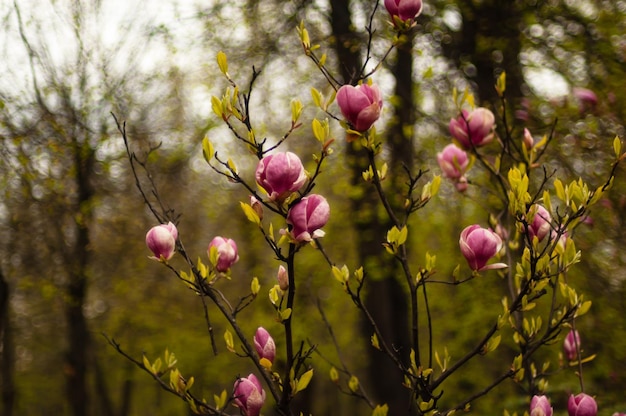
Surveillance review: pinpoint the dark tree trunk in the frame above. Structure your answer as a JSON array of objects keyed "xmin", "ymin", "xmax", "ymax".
[
  {"xmin": 1, "ymin": 269, "xmax": 16, "ymax": 416},
  {"xmin": 64, "ymin": 143, "xmax": 95, "ymax": 416},
  {"xmin": 330, "ymin": 1, "xmax": 412, "ymax": 413},
  {"xmin": 443, "ymin": 0, "xmax": 524, "ymax": 106}
]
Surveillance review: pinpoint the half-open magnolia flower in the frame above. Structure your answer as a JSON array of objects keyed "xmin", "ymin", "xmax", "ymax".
[{"xmin": 459, "ymin": 224, "xmax": 507, "ymax": 271}]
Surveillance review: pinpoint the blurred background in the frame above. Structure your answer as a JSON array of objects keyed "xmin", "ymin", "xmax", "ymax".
[{"xmin": 1, "ymin": 0, "xmax": 625, "ymax": 415}]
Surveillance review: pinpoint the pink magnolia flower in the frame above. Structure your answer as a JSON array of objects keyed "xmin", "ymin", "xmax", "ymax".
[
  {"xmin": 255, "ymin": 152, "xmax": 307, "ymax": 202},
  {"xmin": 563, "ymin": 329, "xmax": 581, "ymax": 361},
  {"xmin": 573, "ymin": 87, "xmax": 598, "ymax": 112},
  {"xmin": 459, "ymin": 225, "xmax": 507, "ymax": 271},
  {"xmin": 384, "ymin": 0, "xmax": 423, "ymax": 23},
  {"xmin": 145, "ymin": 222, "xmax": 178, "ymax": 261},
  {"xmin": 336, "ymin": 83, "xmax": 383, "ymax": 132},
  {"xmin": 568, "ymin": 393, "xmax": 598, "ymax": 416},
  {"xmin": 527, "ymin": 204, "xmax": 552, "ymax": 242},
  {"xmin": 287, "ymin": 194, "xmax": 330, "ymax": 242},
  {"xmin": 530, "ymin": 395, "xmax": 553, "ymax": 416},
  {"xmin": 208, "ymin": 237, "xmax": 239, "ymax": 272},
  {"xmin": 449, "ymin": 107, "xmax": 495, "ymax": 149},
  {"xmin": 233, "ymin": 374, "xmax": 266, "ymax": 416},
  {"xmin": 277, "ymin": 265, "xmax": 289, "ymax": 291},
  {"xmin": 254, "ymin": 327, "xmax": 276, "ymax": 364},
  {"xmin": 437, "ymin": 144, "xmax": 470, "ymax": 180}
]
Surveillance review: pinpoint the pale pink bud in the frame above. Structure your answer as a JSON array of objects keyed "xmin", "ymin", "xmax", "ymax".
[
  {"xmin": 277, "ymin": 265, "xmax": 289, "ymax": 291},
  {"xmin": 254, "ymin": 327, "xmax": 276, "ymax": 364},
  {"xmin": 437, "ymin": 144, "xmax": 470, "ymax": 180},
  {"xmin": 255, "ymin": 152, "xmax": 307, "ymax": 202},
  {"xmin": 528, "ymin": 205, "xmax": 552, "ymax": 242},
  {"xmin": 530, "ymin": 395, "xmax": 553, "ymax": 416},
  {"xmin": 568, "ymin": 393, "xmax": 597, "ymax": 416},
  {"xmin": 563, "ymin": 329, "xmax": 581, "ymax": 361},
  {"xmin": 250, "ymin": 195, "xmax": 263, "ymax": 220},
  {"xmin": 145, "ymin": 222, "xmax": 178, "ymax": 261},
  {"xmin": 208, "ymin": 237, "xmax": 239, "ymax": 272},
  {"xmin": 233, "ymin": 374, "xmax": 266, "ymax": 416},
  {"xmin": 384, "ymin": 0, "xmax": 423, "ymax": 22},
  {"xmin": 523, "ymin": 128, "xmax": 535, "ymax": 150},
  {"xmin": 459, "ymin": 224, "xmax": 507, "ymax": 271},
  {"xmin": 455, "ymin": 176, "xmax": 468, "ymax": 192},
  {"xmin": 287, "ymin": 194, "xmax": 330, "ymax": 242},
  {"xmin": 449, "ymin": 107, "xmax": 495, "ymax": 149},
  {"xmin": 336, "ymin": 83, "xmax": 383, "ymax": 132}
]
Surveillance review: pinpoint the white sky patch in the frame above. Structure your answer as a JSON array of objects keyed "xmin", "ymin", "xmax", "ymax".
[{"xmin": 524, "ymin": 67, "xmax": 570, "ymax": 99}]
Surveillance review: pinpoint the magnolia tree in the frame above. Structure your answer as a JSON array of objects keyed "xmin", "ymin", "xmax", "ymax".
[{"xmin": 108, "ymin": 1, "xmax": 625, "ymax": 415}]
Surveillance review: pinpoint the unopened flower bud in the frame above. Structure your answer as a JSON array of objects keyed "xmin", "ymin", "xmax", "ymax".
[
  {"xmin": 459, "ymin": 224, "xmax": 507, "ymax": 271},
  {"xmin": 277, "ymin": 265, "xmax": 289, "ymax": 291},
  {"xmin": 568, "ymin": 393, "xmax": 597, "ymax": 416},
  {"xmin": 336, "ymin": 83, "xmax": 383, "ymax": 132},
  {"xmin": 145, "ymin": 222, "xmax": 178, "ymax": 261},
  {"xmin": 255, "ymin": 152, "xmax": 307, "ymax": 202},
  {"xmin": 523, "ymin": 128, "xmax": 535, "ymax": 150},
  {"xmin": 530, "ymin": 395, "xmax": 553, "ymax": 416},
  {"xmin": 384, "ymin": 0, "xmax": 423, "ymax": 24},
  {"xmin": 527, "ymin": 205, "xmax": 552, "ymax": 242},
  {"xmin": 250, "ymin": 195, "xmax": 263, "ymax": 220},
  {"xmin": 455, "ymin": 176, "xmax": 468, "ymax": 192},
  {"xmin": 563, "ymin": 329, "xmax": 581, "ymax": 361},
  {"xmin": 449, "ymin": 107, "xmax": 495, "ymax": 149},
  {"xmin": 254, "ymin": 327, "xmax": 276, "ymax": 364},
  {"xmin": 287, "ymin": 194, "xmax": 330, "ymax": 242},
  {"xmin": 208, "ymin": 237, "xmax": 239, "ymax": 272},
  {"xmin": 233, "ymin": 374, "xmax": 266, "ymax": 416},
  {"xmin": 437, "ymin": 144, "xmax": 470, "ymax": 180}
]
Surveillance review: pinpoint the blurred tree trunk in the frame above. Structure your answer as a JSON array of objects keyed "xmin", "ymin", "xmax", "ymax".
[
  {"xmin": 443, "ymin": 1, "xmax": 524, "ymax": 106},
  {"xmin": 64, "ymin": 139, "xmax": 95, "ymax": 416},
  {"xmin": 1, "ymin": 269, "xmax": 15, "ymax": 416},
  {"xmin": 330, "ymin": 1, "xmax": 412, "ymax": 413}
]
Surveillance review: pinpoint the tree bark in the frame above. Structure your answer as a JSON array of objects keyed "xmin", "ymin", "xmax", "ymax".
[
  {"xmin": 64, "ymin": 142, "xmax": 95, "ymax": 416},
  {"xmin": 1, "ymin": 269, "xmax": 16, "ymax": 416}
]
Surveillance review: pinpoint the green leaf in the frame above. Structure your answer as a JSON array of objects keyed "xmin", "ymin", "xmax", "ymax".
[
  {"xmin": 250, "ymin": 277, "xmax": 260, "ymax": 295},
  {"xmin": 329, "ymin": 367, "xmax": 339, "ymax": 382},
  {"xmin": 240, "ymin": 201, "xmax": 261, "ymax": 225},
  {"xmin": 224, "ymin": 330, "xmax": 235, "ymax": 352},
  {"xmin": 348, "ymin": 375, "xmax": 359, "ymax": 392},
  {"xmin": 280, "ymin": 308, "xmax": 292, "ymax": 321},
  {"xmin": 372, "ymin": 404, "xmax": 389, "ymax": 416},
  {"xmin": 217, "ymin": 51, "xmax": 228, "ymax": 74},
  {"xmin": 295, "ymin": 369, "xmax": 314, "ymax": 393},
  {"xmin": 614, "ymin": 136, "xmax": 622, "ymax": 158},
  {"xmin": 202, "ymin": 137, "xmax": 214, "ymax": 163},
  {"xmin": 311, "ymin": 88, "xmax": 322, "ymax": 108}
]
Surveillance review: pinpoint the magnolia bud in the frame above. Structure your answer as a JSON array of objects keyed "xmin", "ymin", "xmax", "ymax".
[
  {"xmin": 254, "ymin": 327, "xmax": 276, "ymax": 364},
  {"xmin": 233, "ymin": 374, "xmax": 266, "ymax": 416},
  {"xmin": 437, "ymin": 144, "xmax": 470, "ymax": 180},
  {"xmin": 145, "ymin": 222, "xmax": 178, "ymax": 261},
  {"xmin": 277, "ymin": 265, "xmax": 289, "ymax": 291},
  {"xmin": 208, "ymin": 237, "xmax": 239, "ymax": 272},
  {"xmin": 527, "ymin": 205, "xmax": 552, "ymax": 242},
  {"xmin": 459, "ymin": 224, "xmax": 507, "ymax": 271},
  {"xmin": 568, "ymin": 393, "xmax": 597, "ymax": 416},
  {"xmin": 250, "ymin": 195, "xmax": 263, "ymax": 220},
  {"xmin": 384, "ymin": 0, "xmax": 423, "ymax": 23},
  {"xmin": 530, "ymin": 395, "xmax": 553, "ymax": 416},
  {"xmin": 449, "ymin": 107, "xmax": 495, "ymax": 149},
  {"xmin": 563, "ymin": 329, "xmax": 581, "ymax": 361},
  {"xmin": 336, "ymin": 83, "xmax": 383, "ymax": 132},
  {"xmin": 255, "ymin": 152, "xmax": 307, "ymax": 202},
  {"xmin": 286, "ymin": 194, "xmax": 330, "ymax": 242}
]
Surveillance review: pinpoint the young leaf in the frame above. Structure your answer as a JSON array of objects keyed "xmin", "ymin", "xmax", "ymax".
[{"xmin": 295, "ymin": 369, "xmax": 314, "ymax": 393}]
